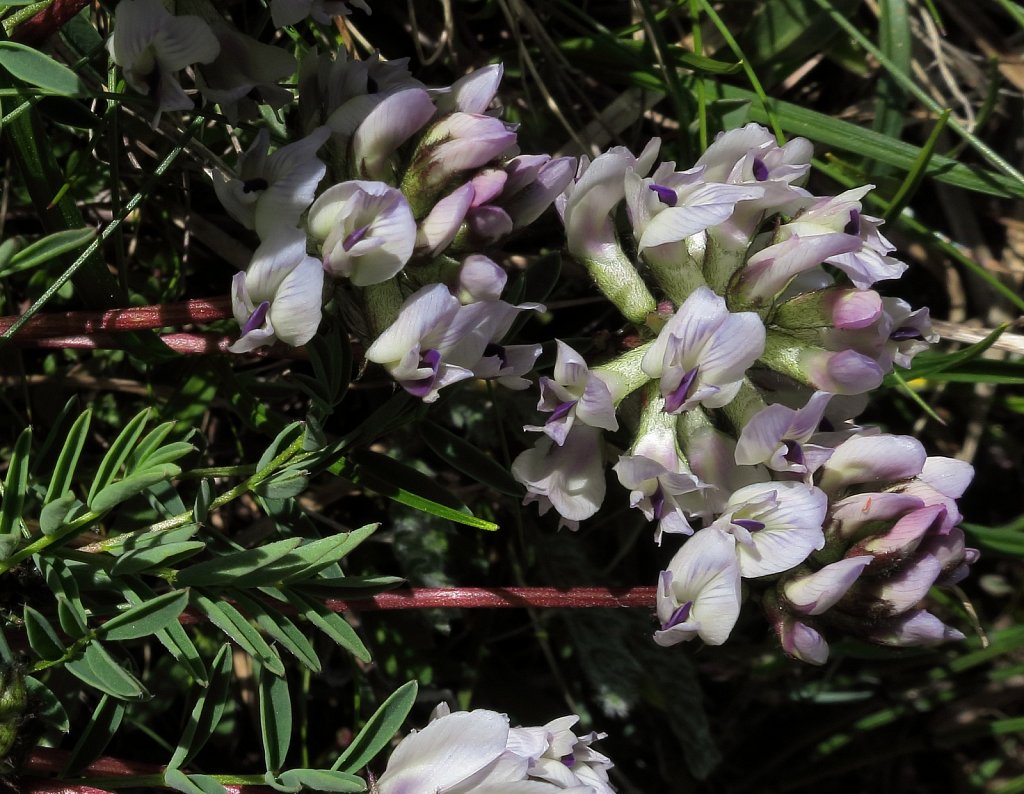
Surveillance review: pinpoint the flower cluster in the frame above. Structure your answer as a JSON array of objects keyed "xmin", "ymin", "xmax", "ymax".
[
  {"xmin": 374, "ymin": 704, "xmax": 614, "ymax": 794},
  {"xmin": 509, "ymin": 125, "xmax": 974, "ymax": 662},
  {"xmin": 106, "ymin": 0, "xmax": 975, "ymax": 665}
]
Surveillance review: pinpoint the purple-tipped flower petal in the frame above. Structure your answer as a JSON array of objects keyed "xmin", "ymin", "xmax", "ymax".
[{"xmin": 783, "ymin": 556, "xmax": 872, "ymax": 615}]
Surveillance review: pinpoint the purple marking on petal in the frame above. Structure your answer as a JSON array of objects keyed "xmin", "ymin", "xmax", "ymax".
[
  {"xmin": 342, "ymin": 224, "xmax": 371, "ymax": 251},
  {"xmin": 561, "ymin": 754, "xmax": 576, "ymax": 768},
  {"xmin": 752, "ymin": 157, "xmax": 769, "ymax": 182},
  {"xmin": 241, "ymin": 301, "xmax": 271, "ymax": 335},
  {"xmin": 649, "ymin": 183, "xmax": 678, "ymax": 207},
  {"xmin": 484, "ymin": 342, "xmax": 509, "ymax": 368},
  {"xmin": 784, "ymin": 440, "xmax": 806, "ymax": 467},
  {"xmin": 404, "ymin": 348, "xmax": 442, "ymax": 398},
  {"xmin": 547, "ymin": 399, "xmax": 577, "ymax": 424},
  {"xmin": 242, "ymin": 177, "xmax": 269, "ymax": 194},
  {"xmin": 733, "ymin": 518, "xmax": 766, "ymax": 532},
  {"xmin": 844, "ymin": 209, "xmax": 861, "ymax": 236},
  {"xmin": 664, "ymin": 367, "xmax": 699, "ymax": 413},
  {"xmin": 650, "ymin": 484, "xmax": 667, "ymax": 521},
  {"xmin": 662, "ymin": 600, "xmax": 694, "ymax": 630},
  {"xmin": 890, "ymin": 326, "xmax": 924, "ymax": 341}
]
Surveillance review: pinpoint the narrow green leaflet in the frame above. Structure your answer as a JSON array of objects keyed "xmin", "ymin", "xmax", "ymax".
[
  {"xmin": 24, "ymin": 605, "xmax": 64, "ymax": 661},
  {"xmin": 420, "ymin": 422, "xmax": 524, "ymax": 498},
  {"xmin": 165, "ymin": 767, "xmax": 229, "ymax": 794},
  {"xmin": 121, "ymin": 580, "xmax": 207, "ymax": 685},
  {"xmin": 89, "ymin": 463, "xmax": 182, "ymax": 512},
  {"xmin": 111, "ymin": 540, "xmax": 207, "ymax": 576},
  {"xmin": 333, "ymin": 454, "xmax": 498, "ymax": 532},
  {"xmin": 62, "ymin": 695, "xmax": 126, "ymax": 775},
  {"xmin": 39, "ymin": 492, "xmax": 82, "ymax": 536},
  {"xmin": 259, "ymin": 667, "xmax": 292, "ymax": 773},
  {"xmin": 167, "ymin": 644, "xmax": 233, "ymax": 769},
  {"xmin": 0, "ymin": 427, "xmax": 31, "ymax": 538},
  {"xmin": 285, "ymin": 590, "xmax": 370, "ymax": 663},
  {"xmin": 96, "ymin": 589, "xmax": 188, "ymax": 642},
  {"xmin": 0, "ymin": 227, "xmax": 96, "ymax": 276},
  {"xmin": 24, "ymin": 676, "xmax": 70, "ymax": 737},
  {"xmin": 44, "ymin": 408, "xmax": 91, "ymax": 503},
  {"xmin": 192, "ymin": 594, "xmax": 285, "ymax": 676},
  {"xmin": 277, "ymin": 770, "xmax": 365, "ymax": 793},
  {"xmin": 125, "ymin": 421, "xmax": 176, "ymax": 472},
  {"xmin": 65, "ymin": 641, "xmax": 147, "ymax": 700},
  {"xmin": 0, "ymin": 41, "xmax": 84, "ymax": 96},
  {"xmin": 232, "ymin": 592, "xmax": 322, "ymax": 672},
  {"xmin": 885, "ymin": 325, "xmax": 1007, "ymax": 385},
  {"xmin": 86, "ymin": 409, "xmax": 151, "ymax": 506},
  {"xmin": 176, "ymin": 538, "xmax": 304, "ymax": 587},
  {"xmin": 278, "ymin": 524, "xmax": 379, "ymax": 584},
  {"xmin": 333, "ymin": 681, "xmax": 417, "ymax": 773}
]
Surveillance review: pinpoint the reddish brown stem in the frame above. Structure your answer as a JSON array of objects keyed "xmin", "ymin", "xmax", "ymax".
[
  {"xmin": 11, "ymin": 0, "xmax": 92, "ymax": 47},
  {"xmin": 0, "ymin": 297, "xmax": 232, "ymax": 338},
  {"xmin": 177, "ymin": 587, "xmax": 656, "ymax": 625},
  {"xmin": 24, "ymin": 749, "xmax": 275, "ymax": 793}
]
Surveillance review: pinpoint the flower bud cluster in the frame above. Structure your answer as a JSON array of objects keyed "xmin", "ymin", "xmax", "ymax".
[
  {"xmin": 511, "ymin": 124, "xmax": 974, "ymax": 662},
  {"xmin": 375, "ymin": 703, "xmax": 615, "ymax": 793}
]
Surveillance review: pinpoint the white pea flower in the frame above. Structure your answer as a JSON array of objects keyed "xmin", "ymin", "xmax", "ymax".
[
  {"xmin": 307, "ymin": 181, "xmax": 416, "ymax": 285},
  {"xmin": 107, "ymin": 0, "xmax": 220, "ymax": 124},
  {"xmin": 230, "ymin": 231, "xmax": 324, "ymax": 353},
  {"xmin": 212, "ymin": 127, "xmax": 330, "ymax": 240}
]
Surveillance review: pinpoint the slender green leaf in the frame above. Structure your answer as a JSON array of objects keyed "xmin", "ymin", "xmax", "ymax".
[
  {"xmin": 57, "ymin": 596, "xmax": 88, "ymax": 639},
  {"xmin": 86, "ymin": 409, "xmax": 150, "ymax": 506},
  {"xmin": 24, "ymin": 676, "xmax": 70, "ymax": 736},
  {"xmin": 65, "ymin": 642, "xmax": 147, "ymax": 700},
  {"xmin": 872, "ymin": 0, "xmax": 911, "ymax": 144},
  {"xmin": 125, "ymin": 421, "xmax": 176, "ymax": 472},
  {"xmin": 885, "ymin": 325, "xmax": 1007, "ymax": 385},
  {"xmin": 168, "ymin": 644, "xmax": 232, "ymax": 769},
  {"xmin": 259, "ymin": 667, "xmax": 292, "ymax": 773},
  {"xmin": 107, "ymin": 524, "xmax": 200, "ymax": 555},
  {"xmin": 286, "ymin": 590, "xmax": 370, "ymax": 663},
  {"xmin": 701, "ymin": 81, "xmax": 1024, "ymax": 200},
  {"xmin": 89, "ymin": 463, "xmax": 181, "ymax": 512},
  {"xmin": 421, "ymin": 422, "xmax": 523, "ymax": 498},
  {"xmin": 0, "ymin": 427, "xmax": 31, "ymax": 537},
  {"xmin": 336, "ymin": 453, "xmax": 497, "ymax": 532},
  {"xmin": 24, "ymin": 605, "xmax": 64, "ymax": 661},
  {"xmin": 0, "ymin": 41, "xmax": 84, "ymax": 95},
  {"xmin": 884, "ymin": 108, "xmax": 950, "ymax": 221},
  {"xmin": 333, "ymin": 681, "xmax": 417, "ymax": 773},
  {"xmin": 176, "ymin": 538, "xmax": 303, "ymax": 587},
  {"xmin": 45, "ymin": 408, "xmax": 91, "ymax": 503},
  {"xmin": 122, "ymin": 580, "xmax": 207, "ymax": 685},
  {"xmin": 278, "ymin": 770, "xmax": 365, "ymax": 793},
  {"xmin": 278, "ymin": 524, "xmax": 379, "ymax": 584},
  {"xmin": 97, "ymin": 589, "xmax": 188, "ymax": 641},
  {"xmin": 232, "ymin": 592, "xmax": 321, "ymax": 673},
  {"xmin": 165, "ymin": 767, "xmax": 229, "ymax": 794},
  {"xmin": 0, "ymin": 227, "xmax": 95, "ymax": 276},
  {"xmin": 192, "ymin": 594, "xmax": 285, "ymax": 676},
  {"xmin": 62, "ymin": 695, "xmax": 126, "ymax": 775},
  {"xmin": 111, "ymin": 540, "xmax": 206, "ymax": 576},
  {"xmin": 39, "ymin": 492, "xmax": 82, "ymax": 536}
]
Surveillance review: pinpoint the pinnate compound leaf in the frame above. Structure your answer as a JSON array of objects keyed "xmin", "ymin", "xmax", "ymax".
[
  {"xmin": 96, "ymin": 589, "xmax": 188, "ymax": 641},
  {"xmin": 176, "ymin": 538, "xmax": 304, "ymax": 587},
  {"xmin": 278, "ymin": 770, "xmax": 365, "ymax": 792},
  {"xmin": 168, "ymin": 644, "xmax": 232, "ymax": 769},
  {"xmin": 259, "ymin": 667, "xmax": 292, "ymax": 773},
  {"xmin": 65, "ymin": 642, "xmax": 147, "ymax": 700},
  {"xmin": 89, "ymin": 463, "xmax": 182, "ymax": 512},
  {"xmin": 62, "ymin": 695, "xmax": 125, "ymax": 775},
  {"xmin": 24, "ymin": 605, "xmax": 64, "ymax": 661},
  {"xmin": 0, "ymin": 428, "xmax": 31, "ymax": 537},
  {"xmin": 333, "ymin": 680, "xmax": 417, "ymax": 773},
  {"xmin": 0, "ymin": 42, "xmax": 84, "ymax": 95}
]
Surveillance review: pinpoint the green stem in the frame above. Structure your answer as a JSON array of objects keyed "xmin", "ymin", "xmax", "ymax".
[
  {"xmin": 593, "ymin": 341, "xmax": 655, "ymax": 404},
  {"xmin": 720, "ymin": 379, "xmax": 768, "ymax": 434}
]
